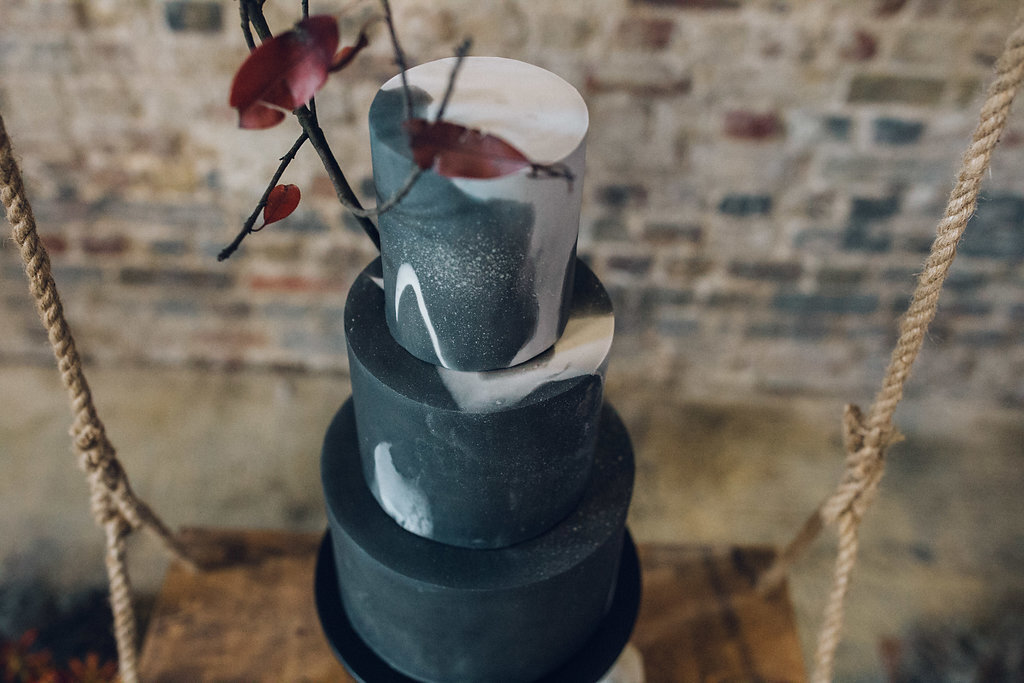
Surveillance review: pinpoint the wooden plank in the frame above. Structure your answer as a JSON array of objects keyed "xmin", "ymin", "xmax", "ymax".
[
  {"xmin": 139, "ymin": 528, "xmax": 805, "ymax": 682},
  {"xmin": 634, "ymin": 544, "xmax": 806, "ymax": 683},
  {"xmin": 138, "ymin": 528, "xmax": 354, "ymax": 683}
]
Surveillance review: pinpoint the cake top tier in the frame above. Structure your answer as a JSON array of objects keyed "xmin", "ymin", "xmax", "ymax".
[
  {"xmin": 377, "ymin": 56, "xmax": 589, "ymax": 166},
  {"xmin": 368, "ymin": 57, "xmax": 592, "ymax": 371}
]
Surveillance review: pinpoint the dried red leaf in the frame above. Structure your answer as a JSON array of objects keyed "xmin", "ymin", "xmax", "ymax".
[
  {"xmin": 330, "ymin": 23, "xmax": 372, "ymax": 72},
  {"xmin": 404, "ymin": 118, "xmax": 532, "ymax": 179},
  {"xmin": 67, "ymin": 652, "xmax": 118, "ymax": 683},
  {"xmin": 259, "ymin": 184, "xmax": 301, "ymax": 228},
  {"xmin": 229, "ymin": 16, "xmax": 340, "ymax": 129}
]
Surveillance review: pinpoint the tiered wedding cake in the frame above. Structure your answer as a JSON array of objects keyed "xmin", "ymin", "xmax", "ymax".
[{"xmin": 316, "ymin": 57, "xmax": 640, "ymax": 683}]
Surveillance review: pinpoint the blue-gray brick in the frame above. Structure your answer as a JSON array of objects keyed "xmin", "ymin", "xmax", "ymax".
[
  {"xmin": 843, "ymin": 195, "xmax": 901, "ymax": 251},
  {"xmin": 597, "ymin": 184, "xmax": 648, "ymax": 209},
  {"xmin": 120, "ymin": 267, "xmax": 233, "ymax": 289},
  {"xmin": 874, "ymin": 117, "xmax": 925, "ymax": 145},
  {"xmin": 728, "ymin": 261, "xmax": 802, "ymax": 282},
  {"xmin": 719, "ymin": 194, "xmax": 773, "ymax": 216},
  {"xmin": 959, "ymin": 194, "xmax": 1024, "ymax": 258},
  {"xmin": 773, "ymin": 292, "xmax": 879, "ymax": 315},
  {"xmin": 165, "ymin": 1, "xmax": 223, "ymax": 32},
  {"xmin": 824, "ymin": 116, "xmax": 852, "ymax": 141},
  {"xmin": 591, "ymin": 217, "xmax": 629, "ymax": 241}
]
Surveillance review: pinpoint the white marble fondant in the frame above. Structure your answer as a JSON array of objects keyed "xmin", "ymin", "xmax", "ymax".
[
  {"xmin": 596, "ymin": 644, "xmax": 646, "ymax": 683},
  {"xmin": 437, "ymin": 309, "xmax": 613, "ymax": 414},
  {"xmin": 372, "ymin": 441, "xmax": 433, "ymax": 537},
  {"xmin": 395, "ymin": 262, "xmax": 450, "ymax": 369},
  {"xmin": 455, "ymin": 142, "xmax": 585, "ymax": 367},
  {"xmin": 381, "ymin": 57, "xmax": 589, "ymax": 365},
  {"xmin": 381, "ymin": 57, "xmax": 588, "ymax": 164}
]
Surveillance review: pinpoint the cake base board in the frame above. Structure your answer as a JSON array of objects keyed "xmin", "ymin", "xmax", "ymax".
[{"xmin": 314, "ymin": 528, "xmax": 641, "ymax": 683}]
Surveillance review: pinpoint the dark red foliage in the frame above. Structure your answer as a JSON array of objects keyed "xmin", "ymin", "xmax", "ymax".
[
  {"xmin": 1, "ymin": 630, "xmax": 117, "ymax": 683},
  {"xmin": 229, "ymin": 16, "xmax": 340, "ymax": 129},
  {"xmin": 404, "ymin": 118, "xmax": 532, "ymax": 179},
  {"xmin": 259, "ymin": 184, "xmax": 301, "ymax": 229}
]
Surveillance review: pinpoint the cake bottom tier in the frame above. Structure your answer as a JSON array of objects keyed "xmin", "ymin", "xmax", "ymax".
[{"xmin": 320, "ymin": 398, "xmax": 637, "ymax": 683}]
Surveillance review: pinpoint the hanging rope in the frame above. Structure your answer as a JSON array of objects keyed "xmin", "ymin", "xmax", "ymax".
[
  {"xmin": 758, "ymin": 13, "xmax": 1024, "ymax": 683},
  {"xmin": 0, "ymin": 111, "xmax": 198, "ymax": 683}
]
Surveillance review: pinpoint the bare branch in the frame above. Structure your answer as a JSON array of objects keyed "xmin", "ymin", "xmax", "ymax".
[
  {"xmin": 435, "ymin": 39, "xmax": 472, "ymax": 122},
  {"xmin": 239, "ymin": 2, "xmax": 256, "ymax": 51},
  {"xmin": 293, "ymin": 106, "xmax": 382, "ymax": 249},
  {"xmin": 243, "ymin": 0, "xmax": 273, "ymax": 41},
  {"xmin": 380, "ymin": 0, "xmax": 412, "ymax": 121},
  {"xmin": 218, "ymin": 132, "xmax": 308, "ymax": 261},
  {"xmin": 235, "ymin": 1, "xmax": 381, "ymax": 251},
  {"xmin": 350, "ymin": 167, "xmax": 424, "ymax": 218}
]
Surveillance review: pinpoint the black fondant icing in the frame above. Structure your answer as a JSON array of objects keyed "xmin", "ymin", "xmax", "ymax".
[
  {"xmin": 345, "ymin": 258, "xmax": 613, "ymax": 549},
  {"xmin": 321, "ymin": 398, "xmax": 635, "ymax": 683},
  {"xmin": 314, "ymin": 528, "xmax": 642, "ymax": 683}
]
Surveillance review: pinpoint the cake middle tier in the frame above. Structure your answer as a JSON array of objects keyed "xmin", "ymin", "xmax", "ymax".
[{"xmin": 345, "ymin": 258, "xmax": 614, "ymax": 549}]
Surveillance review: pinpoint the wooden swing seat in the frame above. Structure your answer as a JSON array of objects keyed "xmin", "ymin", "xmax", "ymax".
[{"xmin": 138, "ymin": 527, "xmax": 806, "ymax": 682}]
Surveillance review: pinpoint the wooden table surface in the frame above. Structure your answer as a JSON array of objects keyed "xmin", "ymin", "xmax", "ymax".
[{"xmin": 139, "ymin": 528, "xmax": 805, "ymax": 683}]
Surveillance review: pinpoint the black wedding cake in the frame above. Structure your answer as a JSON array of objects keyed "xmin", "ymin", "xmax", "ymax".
[{"xmin": 317, "ymin": 57, "xmax": 642, "ymax": 683}]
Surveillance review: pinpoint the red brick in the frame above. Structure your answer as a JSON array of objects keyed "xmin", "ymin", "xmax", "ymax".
[
  {"xmin": 247, "ymin": 274, "xmax": 344, "ymax": 293},
  {"xmin": 585, "ymin": 74, "xmax": 692, "ymax": 98},
  {"xmin": 82, "ymin": 234, "xmax": 130, "ymax": 255},
  {"xmin": 617, "ymin": 17, "xmax": 675, "ymax": 50},
  {"xmin": 40, "ymin": 235, "xmax": 68, "ymax": 254},
  {"xmin": 997, "ymin": 129, "xmax": 1024, "ymax": 148},
  {"xmin": 633, "ymin": 0, "xmax": 740, "ymax": 8},
  {"xmin": 875, "ymin": 0, "xmax": 908, "ymax": 16},
  {"xmin": 192, "ymin": 329, "xmax": 268, "ymax": 349},
  {"xmin": 840, "ymin": 30, "xmax": 878, "ymax": 61},
  {"xmin": 723, "ymin": 111, "xmax": 783, "ymax": 140}
]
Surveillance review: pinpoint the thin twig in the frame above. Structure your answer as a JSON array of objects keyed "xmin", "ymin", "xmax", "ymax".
[
  {"xmin": 335, "ymin": 38, "xmax": 471, "ymax": 220},
  {"xmin": 239, "ymin": 2, "xmax": 256, "ymax": 51},
  {"xmin": 435, "ymin": 39, "xmax": 472, "ymax": 122},
  {"xmin": 293, "ymin": 106, "xmax": 382, "ymax": 248},
  {"xmin": 380, "ymin": 0, "xmax": 412, "ymax": 121},
  {"xmin": 243, "ymin": 0, "xmax": 273, "ymax": 41},
  {"xmin": 218, "ymin": 132, "xmax": 308, "ymax": 261},
  {"xmin": 350, "ymin": 167, "xmax": 424, "ymax": 218}
]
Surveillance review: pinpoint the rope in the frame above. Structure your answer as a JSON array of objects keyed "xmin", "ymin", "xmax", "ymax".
[
  {"xmin": 0, "ymin": 111, "xmax": 198, "ymax": 683},
  {"xmin": 759, "ymin": 13, "xmax": 1024, "ymax": 682}
]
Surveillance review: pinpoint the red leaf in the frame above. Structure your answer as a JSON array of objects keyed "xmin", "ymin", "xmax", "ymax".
[
  {"xmin": 404, "ymin": 118, "xmax": 533, "ymax": 179},
  {"xmin": 330, "ymin": 21, "xmax": 373, "ymax": 72},
  {"xmin": 229, "ymin": 16, "xmax": 340, "ymax": 129},
  {"xmin": 260, "ymin": 184, "xmax": 301, "ymax": 228}
]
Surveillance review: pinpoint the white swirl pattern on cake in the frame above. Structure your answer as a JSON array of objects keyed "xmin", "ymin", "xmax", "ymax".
[
  {"xmin": 371, "ymin": 441, "xmax": 433, "ymax": 537},
  {"xmin": 437, "ymin": 310, "xmax": 613, "ymax": 413},
  {"xmin": 394, "ymin": 262, "xmax": 451, "ymax": 368}
]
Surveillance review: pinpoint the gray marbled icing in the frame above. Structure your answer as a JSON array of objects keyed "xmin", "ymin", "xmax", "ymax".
[
  {"xmin": 345, "ymin": 258, "xmax": 613, "ymax": 548},
  {"xmin": 368, "ymin": 57, "xmax": 588, "ymax": 371}
]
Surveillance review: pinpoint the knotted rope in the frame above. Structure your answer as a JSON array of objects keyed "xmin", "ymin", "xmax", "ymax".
[
  {"xmin": 0, "ymin": 111, "xmax": 197, "ymax": 683},
  {"xmin": 759, "ymin": 13, "xmax": 1024, "ymax": 683}
]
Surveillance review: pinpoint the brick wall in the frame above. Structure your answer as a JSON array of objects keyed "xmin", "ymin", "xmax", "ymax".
[{"xmin": 1, "ymin": 0, "xmax": 1022, "ymax": 407}]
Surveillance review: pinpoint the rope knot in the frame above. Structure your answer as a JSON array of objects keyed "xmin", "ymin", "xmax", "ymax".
[
  {"xmin": 73, "ymin": 422, "xmax": 105, "ymax": 452},
  {"xmin": 824, "ymin": 404, "xmax": 901, "ymax": 525},
  {"xmin": 72, "ymin": 422, "xmax": 117, "ymax": 478}
]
